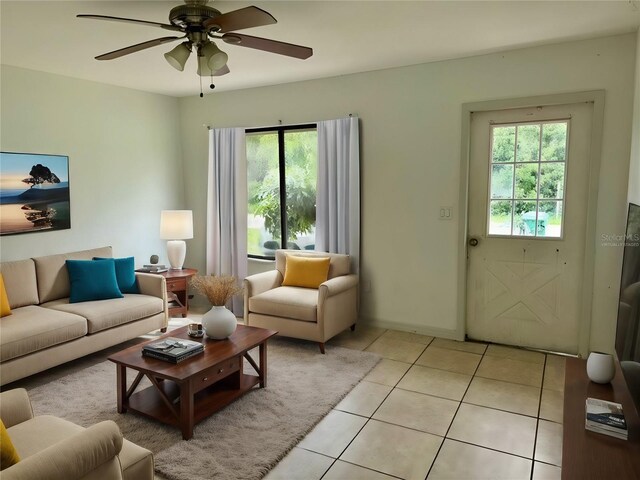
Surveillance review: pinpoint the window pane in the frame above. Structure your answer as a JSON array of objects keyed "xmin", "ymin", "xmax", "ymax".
[
  {"xmin": 515, "ymin": 164, "xmax": 538, "ymax": 199},
  {"xmin": 539, "ymin": 201, "xmax": 563, "ymax": 237},
  {"xmin": 284, "ymin": 129, "xmax": 317, "ymax": 250},
  {"xmin": 542, "ymin": 122, "xmax": 567, "ymax": 162},
  {"xmin": 492, "ymin": 126, "xmax": 516, "ymax": 163},
  {"xmin": 489, "ymin": 200, "xmax": 512, "ymax": 235},
  {"xmin": 490, "ymin": 164, "xmax": 514, "ymax": 199},
  {"xmin": 516, "ymin": 124, "xmax": 540, "ymax": 162},
  {"xmin": 540, "ymin": 163, "xmax": 565, "ymax": 199},
  {"xmin": 513, "ymin": 201, "xmax": 537, "ymax": 236},
  {"xmin": 247, "ymin": 132, "xmax": 281, "ymax": 256}
]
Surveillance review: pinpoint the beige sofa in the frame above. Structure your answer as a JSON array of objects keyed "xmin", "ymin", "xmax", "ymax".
[
  {"xmin": 0, "ymin": 246, "xmax": 168, "ymax": 386},
  {"xmin": 244, "ymin": 250, "xmax": 358, "ymax": 353},
  {"xmin": 0, "ymin": 388, "xmax": 153, "ymax": 480}
]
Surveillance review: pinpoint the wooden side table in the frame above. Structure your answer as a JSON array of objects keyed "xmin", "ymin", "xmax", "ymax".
[{"xmin": 160, "ymin": 268, "xmax": 197, "ymax": 317}]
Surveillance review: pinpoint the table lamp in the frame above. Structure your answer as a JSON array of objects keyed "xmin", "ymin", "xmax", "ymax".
[{"xmin": 160, "ymin": 210, "xmax": 193, "ymax": 270}]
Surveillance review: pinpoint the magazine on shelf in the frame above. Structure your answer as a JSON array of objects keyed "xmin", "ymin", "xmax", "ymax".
[
  {"xmin": 585, "ymin": 397, "xmax": 628, "ymax": 439},
  {"xmin": 142, "ymin": 337, "xmax": 203, "ymax": 363}
]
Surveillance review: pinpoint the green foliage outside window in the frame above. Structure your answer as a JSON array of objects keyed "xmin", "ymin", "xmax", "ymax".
[{"xmin": 247, "ymin": 130, "xmax": 317, "ymax": 247}]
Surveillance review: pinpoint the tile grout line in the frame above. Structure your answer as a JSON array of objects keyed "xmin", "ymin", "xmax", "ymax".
[
  {"xmin": 319, "ymin": 334, "xmax": 433, "ymax": 480},
  {"xmin": 530, "ymin": 353, "xmax": 548, "ymax": 480},
  {"xmin": 317, "ymin": 328, "xmax": 390, "ymax": 480},
  {"xmin": 423, "ymin": 343, "xmax": 488, "ymax": 479}
]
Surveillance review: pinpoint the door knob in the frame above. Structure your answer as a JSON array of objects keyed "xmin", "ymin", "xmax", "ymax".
[{"xmin": 468, "ymin": 237, "xmax": 479, "ymax": 247}]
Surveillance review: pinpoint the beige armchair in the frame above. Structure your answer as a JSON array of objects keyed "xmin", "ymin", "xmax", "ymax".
[
  {"xmin": 0, "ymin": 388, "xmax": 154, "ymax": 480},
  {"xmin": 244, "ymin": 250, "xmax": 358, "ymax": 353}
]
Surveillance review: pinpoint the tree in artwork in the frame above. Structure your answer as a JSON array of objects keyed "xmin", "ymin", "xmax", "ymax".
[{"xmin": 22, "ymin": 164, "xmax": 61, "ymax": 188}]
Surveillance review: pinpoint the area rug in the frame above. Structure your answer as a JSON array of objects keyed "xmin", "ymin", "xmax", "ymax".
[{"xmin": 27, "ymin": 337, "xmax": 380, "ymax": 480}]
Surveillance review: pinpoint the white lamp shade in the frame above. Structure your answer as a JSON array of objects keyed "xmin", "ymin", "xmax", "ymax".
[
  {"xmin": 160, "ymin": 210, "xmax": 193, "ymax": 240},
  {"xmin": 164, "ymin": 42, "xmax": 191, "ymax": 71},
  {"xmin": 197, "ymin": 55, "xmax": 212, "ymax": 77},
  {"xmin": 202, "ymin": 42, "xmax": 228, "ymax": 71}
]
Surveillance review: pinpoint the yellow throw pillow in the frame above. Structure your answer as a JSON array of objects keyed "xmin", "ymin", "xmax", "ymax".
[
  {"xmin": 0, "ymin": 273, "xmax": 11, "ymax": 318},
  {"xmin": 0, "ymin": 419, "xmax": 19, "ymax": 470},
  {"xmin": 282, "ymin": 255, "xmax": 331, "ymax": 289}
]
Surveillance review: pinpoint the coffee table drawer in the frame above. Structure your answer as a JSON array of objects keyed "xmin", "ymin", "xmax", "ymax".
[{"xmin": 192, "ymin": 357, "xmax": 240, "ymax": 392}]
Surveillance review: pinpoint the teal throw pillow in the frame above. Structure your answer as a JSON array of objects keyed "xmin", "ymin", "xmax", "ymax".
[
  {"xmin": 93, "ymin": 256, "xmax": 139, "ymax": 294},
  {"xmin": 66, "ymin": 259, "xmax": 123, "ymax": 303}
]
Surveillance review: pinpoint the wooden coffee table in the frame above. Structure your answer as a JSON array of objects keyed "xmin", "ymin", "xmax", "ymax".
[{"xmin": 108, "ymin": 324, "xmax": 277, "ymax": 440}]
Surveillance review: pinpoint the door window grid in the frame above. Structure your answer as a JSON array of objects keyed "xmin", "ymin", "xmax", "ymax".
[{"xmin": 487, "ymin": 120, "xmax": 569, "ymax": 238}]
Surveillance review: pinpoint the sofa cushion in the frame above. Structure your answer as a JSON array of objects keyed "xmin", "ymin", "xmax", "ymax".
[
  {"xmin": 1, "ymin": 274, "xmax": 11, "ymax": 318},
  {"xmin": 282, "ymin": 255, "xmax": 330, "ymax": 289},
  {"xmin": 0, "ymin": 259, "xmax": 39, "ymax": 308},
  {"xmin": 0, "ymin": 306, "xmax": 87, "ymax": 362},
  {"xmin": 249, "ymin": 286, "xmax": 318, "ymax": 322},
  {"xmin": 66, "ymin": 259, "xmax": 123, "ymax": 303},
  {"xmin": 43, "ymin": 295, "xmax": 164, "ymax": 334},
  {"xmin": 33, "ymin": 246, "xmax": 113, "ymax": 304},
  {"xmin": 94, "ymin": 257, "xmax": 139, "ymax": 294}
]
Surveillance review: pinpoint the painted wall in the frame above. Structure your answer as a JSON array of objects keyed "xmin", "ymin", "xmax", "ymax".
[
  {"xmin": 0, "ymin": 66, "xmax": 185, "ymax": 264},
  {"xmin": 179, "ymin": 34, "xmax": 636, "ymax": 348},
  {"xmin": 629, "ymin": 31, "xmax": 640, "ymax": 206}
]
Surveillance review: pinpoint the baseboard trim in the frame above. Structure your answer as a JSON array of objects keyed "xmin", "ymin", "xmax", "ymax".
[{"xmin": 359, "ymin": 317, "xmax": 463, "ymax": 341}]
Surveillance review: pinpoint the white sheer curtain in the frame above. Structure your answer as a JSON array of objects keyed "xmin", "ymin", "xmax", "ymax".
[
  {"xmin": 316, "ymin": 117, "xmax": 360, "ymax": 273},
  {"xmin": 206, "ymin": 127, "xmax": 247, "ymax": 315}
]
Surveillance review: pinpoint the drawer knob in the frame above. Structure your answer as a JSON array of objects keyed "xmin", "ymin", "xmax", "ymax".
[
  {"xmin": 202, "ymin": 377, "xmax": 208, "ymax": 382},
  {"xmin": 218, "ymin": 368, "xmax": 224, "ymax": 374}
]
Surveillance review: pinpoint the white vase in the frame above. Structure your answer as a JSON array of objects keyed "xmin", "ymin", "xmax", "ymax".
[
  {"xmin": 586, "ymin": 352, "xmax": 615, "ymax": 384},
  {"xmin": 202, "ymin": 306, "xmax": 237, "ymax": 340}
]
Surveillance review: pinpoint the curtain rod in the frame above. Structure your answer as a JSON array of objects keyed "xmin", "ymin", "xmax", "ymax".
[{"xmin": 202, "ymin": 114, "xmax": 357, "ymax": 131}]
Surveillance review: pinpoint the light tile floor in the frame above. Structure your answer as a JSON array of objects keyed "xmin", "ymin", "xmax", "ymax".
[{"xmin": 265, "ymin": 326, "xmax": 565, "ymax": 480}]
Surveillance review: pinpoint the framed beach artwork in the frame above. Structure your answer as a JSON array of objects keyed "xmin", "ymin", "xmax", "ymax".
[{"xmin": 0, "ymin": 152, "xmax": 71, "ymax": 236}]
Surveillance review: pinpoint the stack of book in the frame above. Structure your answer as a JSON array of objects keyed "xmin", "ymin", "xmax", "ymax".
[
  {"xmin": 585, "ymin": 397, "xmax": 628, "ymax": 440},
  {"xmin": 142, "ymin": 337, "xmax": 204, "ymax": 363},
  {"xmin": 136, "ymin": 264, "xmax": 168, "ymax": 273}
]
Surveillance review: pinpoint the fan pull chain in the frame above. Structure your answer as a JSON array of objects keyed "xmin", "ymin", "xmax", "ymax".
[
  {"xmin": 210, "ymin": 74, "xmax": 215, "ymax": 90},
  {"xmin": 199, "ymin": 75, "xmax": 203, "ymax": 98}
]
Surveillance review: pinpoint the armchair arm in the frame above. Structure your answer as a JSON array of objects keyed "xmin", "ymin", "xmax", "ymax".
[
  {"xmin": 243, "ymin": 270, "xmax": 282, "ymax": 299},
  {"xmin": 0, "ymin": 389, "xmax": 33, "ymax": 428},
  {"xmin": 2, "ymin": 420, "xmax": 123, "ymax": 480},
  {"xmin": 319, "ymin": 275, "xmax": 359, "ymax": 303}
]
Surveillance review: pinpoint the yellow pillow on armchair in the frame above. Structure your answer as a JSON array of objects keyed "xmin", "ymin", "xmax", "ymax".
[
  {"xmin": 282, "ymin": 255, "xmax": 331, "ymax": 289},
  {"xmin": 0, "ymin": 273, "xmax": 11, "ymax": 318},
  {"xmin": 0, "ymin": 419, "xmax": 20, "ymax": 470}
]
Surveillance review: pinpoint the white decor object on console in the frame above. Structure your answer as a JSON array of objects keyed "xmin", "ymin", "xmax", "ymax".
[
  {"xmin": 586, "ymin": 352, "xmax": 616, "ymax": 384},
  {"xmin": 160, "ymin": 210, "xmax": 193, "ymax": 270}
]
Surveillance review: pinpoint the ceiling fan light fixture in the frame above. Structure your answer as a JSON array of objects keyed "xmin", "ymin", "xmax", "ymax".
[
  {"xmin": 201, "ymin": 41, "xmax": 228, "ymax": 71},
  {"xmin": 164, "ymin": 41, "xmax": 191, "ymax": 71}
]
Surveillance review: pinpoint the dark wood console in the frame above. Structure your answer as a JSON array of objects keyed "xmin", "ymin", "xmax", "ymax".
[{"xmin": 562, "ymin": 357, "xmax": 640, "ymax": 479}]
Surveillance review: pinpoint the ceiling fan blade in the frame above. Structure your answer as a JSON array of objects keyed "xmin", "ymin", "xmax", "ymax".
[
  {"xmin": 221, "ymin": 33, "xmax": 312, "ymax": 60},
  {"xmin": 77, "ymin": 14, "xmax": 183, "ymax": 32},
  {"xmin": 95, "ymin": 37, "xmax": 182, "ymax": 60},
  {"xmin": 213, "ymin": 64, "xmax": 230, "ymax": 76},
  {"xmin": 203, "ymin": 6, "xmax": 276, "ymax": 33}
]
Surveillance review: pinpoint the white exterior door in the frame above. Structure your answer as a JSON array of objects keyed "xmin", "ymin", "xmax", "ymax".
[{"xmin": 466, "ymin": 103, "xmax": 593, "ymax": 354}]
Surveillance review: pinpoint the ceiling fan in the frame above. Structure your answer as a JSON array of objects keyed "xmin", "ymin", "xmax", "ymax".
[{"xmin": 78, "ymin": 0, "xmax": 313, "ymax": 95}]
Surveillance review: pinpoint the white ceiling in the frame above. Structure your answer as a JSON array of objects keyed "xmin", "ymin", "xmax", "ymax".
[{"xmin": 1, "ymin": 1, "xmax": 639, "ymax": 98}]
